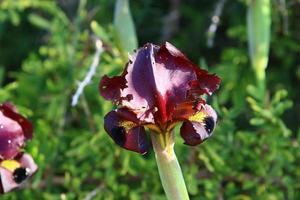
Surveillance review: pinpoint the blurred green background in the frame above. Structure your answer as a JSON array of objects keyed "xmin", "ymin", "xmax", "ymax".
[{"xmin": 0, "ymin": 0, "xmax": 299, "ymax": 199}]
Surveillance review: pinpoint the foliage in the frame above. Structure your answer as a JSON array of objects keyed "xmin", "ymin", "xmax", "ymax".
[{"xmin": 0, "ymin": 0, "xmax": 299, "ymax": 199}]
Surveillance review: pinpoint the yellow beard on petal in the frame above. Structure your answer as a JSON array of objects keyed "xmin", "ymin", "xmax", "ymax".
[
  {"xmin": 119, "ymin": 121, "xmax": 136, "ymax": 132},
  {"xmin": 188, "ymin": 111, "xmax": 206, "ymax": 123},
  {"xmin": 1, "ymin": 160, "xmax": 21, "ymax": 172}
]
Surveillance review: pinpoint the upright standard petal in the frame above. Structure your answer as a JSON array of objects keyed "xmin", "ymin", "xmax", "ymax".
[
  {"xmin": 180, "ymin": 104, "xmax": 217, "ymax": 146},
  {"xmin": 158, "ymin": 42, "xmax": 221, "ymax": 98},
  {"xmin": 0, "ymin": 153, "xmax": 38, "ymax": 193},
  {"xmin": 104, "ymin": 108, "xmax": 149, "ymax": 154}
]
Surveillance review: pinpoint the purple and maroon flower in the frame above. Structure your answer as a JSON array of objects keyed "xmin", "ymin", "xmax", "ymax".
[
  {"xmin": 100, "ymin": 42, "xmax": 221, "ymax": 154},
  {"xmin": 0, "ymin": 103, "xmax": 38, "ymax": 194}
]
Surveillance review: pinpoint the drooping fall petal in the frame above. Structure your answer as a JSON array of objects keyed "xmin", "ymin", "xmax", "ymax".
[
  {"xmin": 0, "ymin": 153, "xmax": 38, "ymax": 193},
  {"xmin": 104, "ymin": 108, "xmax": 149, "ymax": 154},
  {"xmin": 180, "ymin": 104, "xmax": 217, "ymax": 146}
]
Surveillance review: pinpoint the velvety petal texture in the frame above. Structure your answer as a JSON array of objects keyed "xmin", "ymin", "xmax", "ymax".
[
  {"xmin": 100, "ymin": 42, "xmax": 220, "ymax": 125},
  {"xmin": 104, "ymin": 108, "xmax": 149, "ymax": 154},
  {"xmin": 0, "ymin": 103, "xmax": 33, "ymax": 140},
  {"xmin": 100, "ymin": 42, "xmax": 220, "ymax": 153},
  {"xmin": 0, "ymin": 153, "xmax": 38, "ymax": 193},
  {"xmin": 0, "ymin": 112, "xmax": 24, "ymax": 160},
  {"xmin": 180, "ymin": 105, "xmax": 217, "ymax": 146},
  {"xmin": 0, "ymin": 103, "xmax": 33, "ymax": 160}
]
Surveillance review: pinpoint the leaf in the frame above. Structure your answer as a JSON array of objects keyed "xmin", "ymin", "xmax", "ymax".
[
  {"xmin": 250, "ymin": 117, "xmax": 265, "ymax": 126},
  {"xmin": 28, "ymin": 14, "xmax": 51, "ymax": 30},
  {"xmin": 90, "ymin": 20, "xmax": 110, "ymax": 43},
  {"xmin": 113, "ymin": 0, "xmax": 138, "ymax": 53},
  {"xmin": 271, "ymin": 89, "xmax": 288, "ymax": 105}
]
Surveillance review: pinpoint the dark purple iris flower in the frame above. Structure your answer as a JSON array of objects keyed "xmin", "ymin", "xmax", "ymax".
[
  {"xmin": 100, "ymin": 42, "xmax": 221, "ymax": 154},
  {"xmin": 0, "ymin": 103, "xmax": 38, "ymax": 193}
]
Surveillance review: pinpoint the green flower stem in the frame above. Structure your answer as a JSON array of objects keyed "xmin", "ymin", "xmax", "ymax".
[{"xmin": 150, "ymin": 131, "xmax": 190, "ymax": 200}]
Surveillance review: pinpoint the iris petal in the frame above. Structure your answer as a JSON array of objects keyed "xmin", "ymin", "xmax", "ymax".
[
  {"xmin": 0, "ymin": 103, "xmax": 33, "ymax": 140},
  {"xmin": 180, "ymin": 104, "xmax": 217, "ymax": 146},
  {"xmin": 160, "ymin": 42, "xmax": 221, "ymax": 97},
  {"xmin": 180, "ymin": 121, "xmax": 207, "ymax": 146},
  {"xmin": 99, "ymin": 42, "xmax": 221, "ymax": 125},
  {"xmin": 104, "ymin": 108, "xmax": 149, "ymax": 154},
  {"xmin": 99, "ymin": 74, "xmax": 129, "ymax": 104},
  {"xmin": 100, "ymin": 42, "xmax": 221, "ymax": 153},
  {"xmin": 0, "ymin": 109, "xmax": 25, "ymax": 160},
  {"xmin": 0, "ymin": 153, "xmax": 38, "ymax": 193}
]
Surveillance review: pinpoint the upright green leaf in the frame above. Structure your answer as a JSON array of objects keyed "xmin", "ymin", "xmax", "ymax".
[
  {"xmin": 247, "ymin": 0, "xmax": 271, "ymax": 83},
  {"xmin": 113, "ymin": 0, "xmax": 138, "ymax": 53}
]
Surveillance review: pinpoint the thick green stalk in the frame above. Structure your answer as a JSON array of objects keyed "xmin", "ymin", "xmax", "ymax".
[
  {"xmin": 150, "ymin": 131, "xmax": 189, "ymax": 200},
  {"xmin": 113, "ymin": 0, "xmax": 138, "ymax": 53},
  {"xmin": 247, "ymin": 0, "xmax": 271, "ymax": 93}
]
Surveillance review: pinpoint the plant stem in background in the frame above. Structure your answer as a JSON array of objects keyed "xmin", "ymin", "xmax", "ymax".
[
  {"xmin": 247, "ymin": 0, "xmax": 271, "ymax": 94},
  {"xmin": 113, "ymin": 0, "xmax": 138, "ymax": 53},
  {"xmin": 150, "ymin": 131, "xmax": 190, "ymax": 200},
  {"xmin": 71, "ymin": 39, "xmax": 103, "ymax": 107}
]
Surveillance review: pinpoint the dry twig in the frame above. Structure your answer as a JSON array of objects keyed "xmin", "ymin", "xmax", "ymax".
[{"xmin": 71, "ymin": 38, "xmax": 103, "ymax": 106}]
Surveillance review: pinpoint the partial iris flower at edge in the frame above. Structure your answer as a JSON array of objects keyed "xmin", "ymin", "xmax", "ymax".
[
  {"xmin": 99, "ymin": 42, "xmax": 221, "ymax": 153},
  {"xmin": 0, "ymin": 103, "xmax": 38, "ymax": 194}
]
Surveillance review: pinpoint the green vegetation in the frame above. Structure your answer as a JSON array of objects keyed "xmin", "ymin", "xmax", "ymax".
[{"xmin": 0, "ymin": 0, "xmax": 299, "ymax": 199}]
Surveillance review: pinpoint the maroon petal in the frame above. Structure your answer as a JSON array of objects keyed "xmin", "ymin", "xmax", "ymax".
[
  {"xmin": 0, "ymin": 166, "xmax": 18, "ymax": 194},
  {"xmin": 0, "ymin": 153, "xmax": 38, "ymax": 193},
  {"xmin": 99, "ymin": 74, "xmax": 131, "ymax": 104},
  {"xmin": 0, "ymin": 109, "xmax": 25, "ymax": 160},
  {"xmin": 180, "ymin": 104, "xmax": 217, "ymax": 146},
  {"xmin": 104, "ymin": 108, "xmax": 149, "ymax": 154},
  {"xmin": 99, "ymin": 42, "xmax": 220, "ymax": 125},
  {"xmin": 172, "ymin": 98, "xmax": 207, "ymax": 121},
  {"xmin": 159, "ymin": 42, "xmax": 221, "ymax": 97},
  {"xmin": 0, "ymin": 103, "xmax": 33, "ymax": 140}
]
